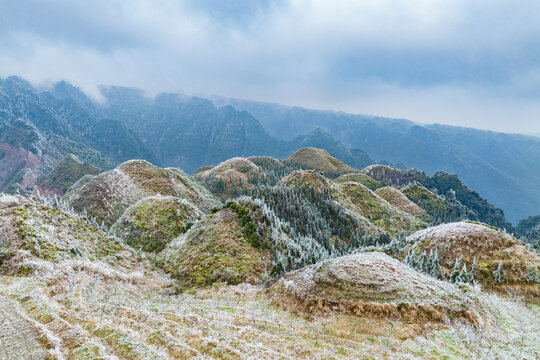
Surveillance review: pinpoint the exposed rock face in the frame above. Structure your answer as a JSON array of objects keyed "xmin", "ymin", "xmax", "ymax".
[
  {"xmin": 0, "ymin": 143, "xmax": 42, "ymax": 193},
  {"xmin": 362, "ymin": 165, "xmax": 412, "ymax": 187}
]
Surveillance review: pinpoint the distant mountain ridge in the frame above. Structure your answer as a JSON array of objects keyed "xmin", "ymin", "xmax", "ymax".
[
  {"xmin": 0, "ymin": 76, "xmax": 158, "ymax": 194},
  {"xmin": 1, "ymin": 76, "xmax": 538, "ymax": 223},
  {"xmin": 99, "ymin": 87, "xmax": 373, "ymax": 172},
  {"xmin": 212, "ymin": 97, "xmax": 540, "ymax": 223}
]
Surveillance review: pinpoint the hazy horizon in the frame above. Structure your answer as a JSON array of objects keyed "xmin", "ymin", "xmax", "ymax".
[{"xmin": 1, "ymin": 1, "xmax": 539, "ymax": 134}]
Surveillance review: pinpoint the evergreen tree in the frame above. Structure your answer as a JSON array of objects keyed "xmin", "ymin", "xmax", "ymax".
[
  {"xmin": 493, "ymin": 261, "xmax": 505, "ymax": 283},
  {"xmin": 458, "ymin": 264, "xmax": 470, "ymax": 283},
  {"xmin": 430, "ymin": 248, "xmax": 443, "ymax": 280},
  {"xmin": 450, "ymin": 257, "xmax": 462, "ymax": 283},
  {"xmin": 470, "ymin": 257, "xmax": 477, "ymax": 284},
  {"xmin": 419, "ymin": 251, "xmax": 428, "ymax": 273},
  {"xmin": 404, "ymin": 250, "xmax": 412, "ymax": 267}
]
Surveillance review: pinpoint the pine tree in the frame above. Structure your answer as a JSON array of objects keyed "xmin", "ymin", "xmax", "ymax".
[
  {"xmin": 431, "ymin": 248, "xmax": 443, "ymax": 280},
  {"xmin": 458, "ymin": 264, "xmax": 470, "ymax": 283},
  {"xmin": 410, "ymin": 251, "xmax": 418, "ymax": 269},
  {"xmin": 493, "ymin": 261, "xmax": 505, "ymax": 283},
  {"xmin": 419, "ymin": 251, "xmax": 427, "ymax": 273},
  {"xmin": 404, "ymin": 250, "xmax": 412, "ymax": 266},
  {"xmin": 470, "ymin": 257, "xmax": 477, "ymax": 284},
  {"xmin": 450, "ymin": 257, "xmax": 462, "ymax": 283}
]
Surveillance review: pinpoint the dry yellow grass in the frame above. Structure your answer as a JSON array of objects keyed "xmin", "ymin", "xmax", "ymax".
[
  {"xmin": 0, "ymin": 195, "xmax": 538, "ymax": 359},
  {"xmin": 406, "ymin": 222, "xmax": 540, "ymax": 301},
  {"xmin": 375, "ymin": 186, "xmax": 428, "ymax": 219}
]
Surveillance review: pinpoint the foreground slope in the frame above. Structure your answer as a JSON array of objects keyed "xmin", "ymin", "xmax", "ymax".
[{"xmin": 0, "ymin": 195, "xmax": 538, "ymax": 359}]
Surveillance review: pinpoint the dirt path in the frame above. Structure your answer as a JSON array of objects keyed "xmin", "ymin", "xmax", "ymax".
[{"xmin": 0, "ymin": 295, "xmax": 46, "ymax": 360}]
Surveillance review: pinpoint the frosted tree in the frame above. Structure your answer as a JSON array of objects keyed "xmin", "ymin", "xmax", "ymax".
[
  {"xmin": 458, "ymin": 264, "xmax": 470, "ymax": 283},
  {"xmin": 469, "ymin": 257, "xmax": 477, "ymax": 284},
  {"xmin": 418, "ymin": 251, "xmax": 427, "ymax": 273},
  {"xmin": 493, "ymin": 261, "xmax": 505, "ymax": 283},
  {"xmin": 429, "ymin": 248, "xmax": 443, "ymax": 280},
  {"xmin": 450, "ymin": 257, "xmax": 463, "ymax": 283}
]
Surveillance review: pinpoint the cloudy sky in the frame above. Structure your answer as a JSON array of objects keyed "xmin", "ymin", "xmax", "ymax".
[{"xmin": 1, "ymin": 0, "xmax": 539, "ymax": 134}]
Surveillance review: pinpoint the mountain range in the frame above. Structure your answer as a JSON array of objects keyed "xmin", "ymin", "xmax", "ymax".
[{"xmin": 1, "ymin": 75, "xmax": 539, "ymax": 224}]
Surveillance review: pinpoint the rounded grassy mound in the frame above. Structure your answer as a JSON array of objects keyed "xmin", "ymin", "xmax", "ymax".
[
  {"xmin": 269, "ymin": 252, "xmax": 485, "ymax": 325},
  {"xmin": 64, "ymin": 160, "xmax": 219, "ymax": 227},
  {"xmin": 0, "ymin": 194, "xmax": 125, "ymax": 275},
  {"xmin": 334, "ymin": 172, "xmax": 382, "ymax": 190},
  {"xmin": 338, "ymin": 182, "xmax": 427, "ymax": 234},
  {"xmin": 280, "ymin": 170, "xmax": 337, "ymax": 193},
  {"xmin": 158, "ymin": 208, "xmax": 269, "ymax": 288},
  {"xmin": 194, "ymin": 157, "xmax": 263, "ymax": 199},
  {"xmin": 375, "ymin": 186, "xmax": 428, "ymax": 220},
  {"xmin": 400, "ymin": 182, "xmax": 450, "ymax": 219},
  {"xmin": 113, "ymin": 195, "xmax": 203, "ymax": 253},
  {"xmin": 285, "ymin": 147, "xmax": 355, "ymax": 174},
  {"xmin": 406, "ymin": 222, "xmax": 540, "ymax": 300},
  {"xmin": 247, "ymin": 156, "xmax": 285, "ymax": 171}
]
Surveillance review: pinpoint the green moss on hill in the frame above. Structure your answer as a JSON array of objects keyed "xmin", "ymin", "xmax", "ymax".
[
  {"xmin": 158, "ymin": 208, "xmax": 268, "ymax": 288},
  {"xmin": 338, "ymin": 182, "xmax": 427, "ymax": 234},
  {"xmin": 39, "ymin": 154, "xmax": 101, "ymax": 193},
  {"xmin": 64, "ymin": 160, "xmax": 219, "ymax": 227},
  {"xmin": 0, "ymin": 196, "xmax": 123, "ymax": 274},
  {"xmin": 335, "ymin": 172, "xmax": 382, "ymax": 190},
  {"xmin": 284, "ymin": 147, "xmax": 356, "ymax": 176},
  {"xmin": 113, "ymin": 195, "xmax": 201, "ymax": 253}
]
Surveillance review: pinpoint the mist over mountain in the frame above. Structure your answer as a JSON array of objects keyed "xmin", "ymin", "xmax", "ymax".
[
  {"xmin": 1, "ymin": 76, "xmax": 539, "ymax": 224},
  {"xmin": 214, "ymin": 97, "xmax": 540, "ymax": 224}
]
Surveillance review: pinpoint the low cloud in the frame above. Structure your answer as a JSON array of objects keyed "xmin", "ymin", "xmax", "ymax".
[{"xmin": 0, "ymin": 0, "xmax": 538, "ymax": 134}]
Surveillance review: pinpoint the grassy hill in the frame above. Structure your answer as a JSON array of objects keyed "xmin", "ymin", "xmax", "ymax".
[
  {"xmin": 285, "ymin": 147, "xmax": 356, "ymax": 176},
  {"xmin": 64, "ymin": 159, "xmax": 219, "ymax": 227},
  {"xmin": 36, "ymin": 154, "xmax": 101, "ymax": 195},
  {"xmin": 0, "ymin": 190, "xmax": 538, "ymax": 358},
  {"xmin": 405, "ymin": 222, "xmax": 540, "ymax": 301}
]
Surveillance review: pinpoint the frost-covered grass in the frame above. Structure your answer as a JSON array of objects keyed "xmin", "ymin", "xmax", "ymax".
[
  {"xmin": 269, "ymin": 252, "xmax": 487, "ymax": 325},
  {"xmin": 0, "ymin": 194, "xmax": 538, "ymax": 359},
  {"xmin": 406, "ymin": 222, "xmax": 540, "ymax": 301},
  {"xmin": 64, "ymin": 160, "xmax": 219, "ymax": 227},
  {"xmin": 113, "ymin": 195, "xmax": 202, "ymax": 253},
  {"xmin": 1, "ymin": 268, "xmax": 538, "ymax": 360}
]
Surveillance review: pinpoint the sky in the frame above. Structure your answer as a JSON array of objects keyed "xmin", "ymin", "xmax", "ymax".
[{"xmin": 0, "ymin": 0, "xmax": 539, "ymax": 134}]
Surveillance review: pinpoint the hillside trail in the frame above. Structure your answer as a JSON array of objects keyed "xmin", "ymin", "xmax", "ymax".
[{"xmin": 0, "ymin": 295, "xmax": 46, "ymax": 360}]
